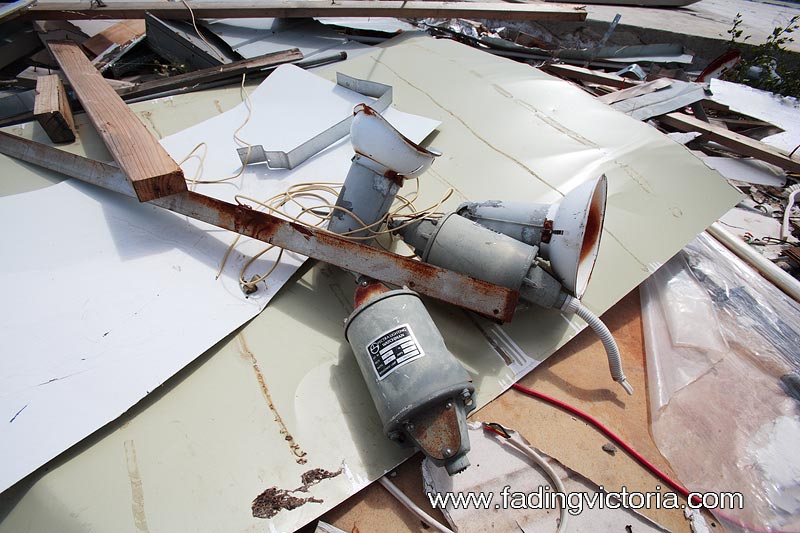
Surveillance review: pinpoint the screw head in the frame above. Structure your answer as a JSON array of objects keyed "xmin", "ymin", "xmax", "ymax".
[
  {"xmin": 461, "ymin": 389, "xmax": 471, "ymax": 400},
  {"xmin": 442, "ymin": 447, "xmax": 453, "ymax": 458},
  {"xmin": 405, "ymin": 422, "xmax": 415, "ymax": 432},
  {"xmin": 445, "ymin": 402, "xmax": 452, "ymax": 410}
]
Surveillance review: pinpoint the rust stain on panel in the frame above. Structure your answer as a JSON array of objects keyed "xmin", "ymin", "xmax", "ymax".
[
  {"xmin": 124, "ymin": 440, "xmax": 150, "ymax": 533},
  {"xmin": 353, "ymin": 280, "xmax": 389, "ymax": 309},
  {"xmin": 237, "ymin": 334, "xmax": 308, "ymax": 464},
  {"xmin": 251, "ymin": 487, "xmax": 321, "ymax": 519},
  {"xmin": 251, "ymin": 467, "xmax": 341, "ymax": 519}
]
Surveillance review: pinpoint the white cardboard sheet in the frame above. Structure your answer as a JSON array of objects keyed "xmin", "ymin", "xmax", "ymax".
[{"xmin": 0, "ymin": 64, "xmax": 438, "ymax": 493}]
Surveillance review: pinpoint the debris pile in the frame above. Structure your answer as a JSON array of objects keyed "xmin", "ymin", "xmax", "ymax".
[{"xmin": 0, "ymin": 1, "xmax": 799, "ymax": 532}]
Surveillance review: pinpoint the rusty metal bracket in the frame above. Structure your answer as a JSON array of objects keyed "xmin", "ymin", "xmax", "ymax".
[{"xmin": 0, "ymin": 131, "xmax": 519, "ymax": 321}]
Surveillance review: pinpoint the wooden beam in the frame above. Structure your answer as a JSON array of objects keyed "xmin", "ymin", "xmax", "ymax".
[
  {"xmin": 0, "ymin": 131, "xmax": 519, "ymax": 322},
  {"xmin": 117, "ymin": 48, "xmax": 303, "ymax": 100},
  {"xmin": 0, "ymin": 50, "xmax": 300, "ymax": 128},
  {"xmin": 541, "ymin": 63, "xmax": 640, "ymax": 89},
  {"xmin": 33, "ymin": 74, "xmax": 75, "ymax": 143},
  {"xmin": 82, "ymin": 19, "xmax": 145, "ymax": 58},
  {"xmin": 23, "ymin": 1, "xmax": 587, "ymax": 21},
  {"xmin": 47, "ymin": 40, "xmax": 186, "ymax": 202},
  {"xmin": 596, "ymin": 78, "xmax": 672, "ymax": 105},
  {"xmin": 660, "ymin": 112, "xmax": 800, "ymax": 174}
]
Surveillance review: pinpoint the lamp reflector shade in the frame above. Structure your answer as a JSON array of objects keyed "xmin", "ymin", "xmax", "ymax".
[
  {"xmin": 547, "ymin": 175, "xmax": 607, "ymax": 298},
  {"xmin": 350, "ymin": 104, "xmax": 438, "ymax": 177}
]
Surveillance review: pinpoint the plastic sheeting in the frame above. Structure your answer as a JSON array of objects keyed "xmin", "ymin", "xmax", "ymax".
[{"xmin": 641, "ymin": 232, "xmax": 800, "ymax": 532}]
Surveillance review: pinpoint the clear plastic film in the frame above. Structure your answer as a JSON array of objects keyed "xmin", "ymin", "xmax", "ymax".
[{"xmin": 641, "ymin": 232, "xmax": 800, "ymax": 532}]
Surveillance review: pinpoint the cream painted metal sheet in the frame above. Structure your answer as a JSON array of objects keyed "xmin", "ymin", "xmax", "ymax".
[
  {"xmin": 0, "ymin": 65, "xmax": 439, "ymax": 496},
  {"xmin": 0, "ymin": 35, "xmax": 740, "ymax": 532}
]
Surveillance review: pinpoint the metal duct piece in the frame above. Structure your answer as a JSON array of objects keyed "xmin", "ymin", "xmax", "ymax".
[{"xmin": 237, "ymin": 73, "xmax": 393, "ymax": 169}]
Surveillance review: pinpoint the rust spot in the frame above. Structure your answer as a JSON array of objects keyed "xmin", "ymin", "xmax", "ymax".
[
  {"xmin": 290, "ymin": 221, "xmax": 313, "ymax": 238},
  {"xmin": 179, "ymin": 192, "xmax": 518, "ymax": 321},
  {"xmin": 299, "ymin": 467, "xmax": 342, "ymax": 489},
  {"xmin": 251, "ymin": 487, "xmax": 321, "ymax": 519},
  {"xmin": 353, "ymin": 280, "xmax": 390, "ymax": 309},
  {"xmin": 383, "ymin": 169, "xmax": 403, "ymax": 187},
  {"xmin": 355, "ymin": 103, "xmax": 376, "ymax": 116},
  {"xmin": 237, "ymin": 334, "xmax": 308, "ymax": 464},
  {"xmin": 464, "ymin": 310, "xmax": 513, "ymax": 365},
  {"xmin": 234, "ymin": 204, "xmax": 280, "ymax": 244},
  {"xmin": 408, "ymin": 400, "xmax": 462, "ymax": 461},
  {"xmin": 580, "ymin": 191, "xmax": 603, "ymax": 264},
  {"xmin": 541, "ymin": 219, "xmax": 554, "ymax": 244},
  {"xmin": 354, "ymin": 104, "xmax": 437, "ymax": 157},
  {"xmin": 251, "ymin": 467, "xmax": 341, "ymax": 519}
]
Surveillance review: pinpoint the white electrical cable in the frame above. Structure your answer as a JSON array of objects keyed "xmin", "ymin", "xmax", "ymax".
[
  {"xmin": 780, "ymin": 183, "xmax": 800, "ymax": 241},
  {"xmin": 498, "ymin": 430, "xmax": 570, "ymax": 533},
  {"xmin": 378, "ymin": 476, "xmax": 455, "ymax": 533},
  {"xmin": 562, "ymin": 296, "xmax": 633, "ymax": 395}
]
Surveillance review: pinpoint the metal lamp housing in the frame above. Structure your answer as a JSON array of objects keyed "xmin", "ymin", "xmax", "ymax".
[
  {"xmin": 345, "ymin": 288, "xmax": 475, "ymax": 475},
  {"xmin": 327, "ymin": 104, "xmax": 439, "ymax": 243},
  {"xmin": 457, "ymin": 175, "xmax": 608, "ymax": 298}
]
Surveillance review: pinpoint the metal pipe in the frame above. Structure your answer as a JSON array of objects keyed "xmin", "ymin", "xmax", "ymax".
[{"xmin": 707, "ymin": 222, "xmax": 800, "ymax": 304}]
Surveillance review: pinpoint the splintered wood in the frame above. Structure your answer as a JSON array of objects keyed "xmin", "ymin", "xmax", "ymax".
[
  {"xmin": 82, "ymin": 19, "xmax": 146, "ymax": 58},
  {"xmin": 660, "ymin": 112, "xmax": 800, "ymax": 174},
  {"xmin": 46, "ymin": 40, "xmax": 186, "ymax": 202},
  {"xmin": 33, "ymin": 75, "xmax": 75, "ymax": 143}
]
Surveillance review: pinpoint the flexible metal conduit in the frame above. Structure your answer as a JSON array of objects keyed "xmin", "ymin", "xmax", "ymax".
[{"xmin": 562, "ymin": 296, "xmax": 633, "ymax": 395}]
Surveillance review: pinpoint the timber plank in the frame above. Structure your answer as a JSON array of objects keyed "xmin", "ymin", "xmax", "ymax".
[
  {"xmin": 47, "ymin": 40, "xmax": 186, "ymax": 202},
  {"xmin": 660, "ymin": 112, "xmax": 800, "ymax": 174},
  {"xmin": 542, "ymin": 63, "xmax": 640, "ymax": 89},
  {"xmin": 23, "ymin": 1, "xmax": 587, "ymax": 21},
  {"xmin": 116, "ymin": 48, "xmax": 303, "ymax": 99},
  {"xmin": 83, "ymin": 19, "xmax": 146, "ymax": 58},
  {"xmin": 33, "ymin": 74, "xmax": 75, "ymax": 143}
]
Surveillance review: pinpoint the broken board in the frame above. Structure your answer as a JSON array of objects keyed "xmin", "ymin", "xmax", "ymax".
[
  {"xmin": 47, "ymin": 40, "xmax": 187, "ymax": 202},
  {"xmin": 32, "ymin": 74, "xmax": 75, "ymax": 143}
]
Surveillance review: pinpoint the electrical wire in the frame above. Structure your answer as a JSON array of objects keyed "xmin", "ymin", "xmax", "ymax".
[
  {"xmin": 180, "ymin": 0, "xmax": 227, "ymax": 63},
  {"xmin": 174, "ymin": 74, "xmax": 452, "ymax": 291},
  {"xmin": 510, "ymin": 383, "xmax": 800, "ymax": 533},
  {"xmin": 482, "ymin": 422, "xmax": 569, "ymax": 533},
  {"xmin": 378, "ymin": 476, "xmax": 455, "ymax": 533},
  {"xmin": 177, "ymin": 73, "xmax": 255, "ymax": 191},
  {"xmin": 780, "ymin": 184, "xmax": 800, "ymax": 241},
  {"xmin": 226, "ymin": 184, "xmax": 453, "ymax": 291}
]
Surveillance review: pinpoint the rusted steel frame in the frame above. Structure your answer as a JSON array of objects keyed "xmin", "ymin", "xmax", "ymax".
[{"xmin": 0, "ymin": 131, "xmax": 519, "ymax": 321}]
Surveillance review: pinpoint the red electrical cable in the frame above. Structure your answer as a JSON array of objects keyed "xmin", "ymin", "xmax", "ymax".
[{"xmin": 510, "ymin": 382, "xmax": 798, "ymax": 533}]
